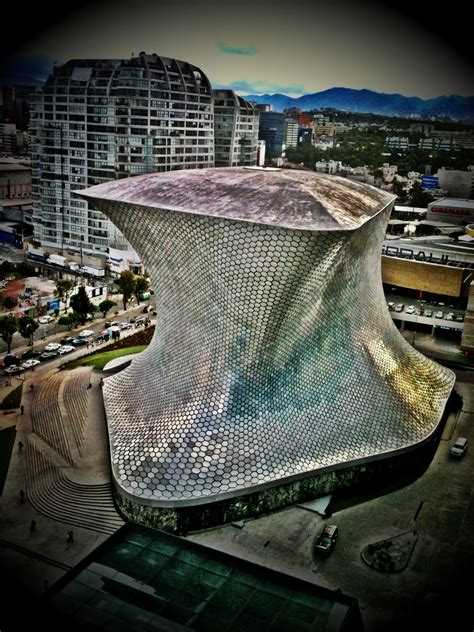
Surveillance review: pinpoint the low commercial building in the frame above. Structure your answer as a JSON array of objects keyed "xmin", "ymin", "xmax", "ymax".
[{"xmin": 427, "ymin": 198, "xmax": 474, "ymax": 225}]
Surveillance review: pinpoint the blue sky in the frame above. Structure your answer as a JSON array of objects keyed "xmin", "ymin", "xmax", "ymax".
[{"xmin": 1, "ymin": 0, "xmax": 473, "ymax": 99}]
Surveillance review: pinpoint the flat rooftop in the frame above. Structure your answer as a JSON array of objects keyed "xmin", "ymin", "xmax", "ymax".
[
  {"xmin": 429, "ymin": 198, "xmax": 474, "ymax": 209},
  {"xmin": 46, "ymin": 524, "xmax": 361, "ymax": 631},
  {"xmin": 76, "ymin": 167, "xmax": 394, "ymax": 231}
]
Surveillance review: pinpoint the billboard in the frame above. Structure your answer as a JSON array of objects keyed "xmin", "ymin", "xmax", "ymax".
[{"xmin": 422, "ymin": 175, "xmax": 439, "ymax": 190}]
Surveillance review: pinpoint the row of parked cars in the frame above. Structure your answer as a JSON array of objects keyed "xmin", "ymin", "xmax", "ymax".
[
  {"xmin": 387, "ymin": 302, "xmax": 464, "ymax": 321},
  {"xmin": 3, "ymin": 344, "xmax": 75, "ymax": 374},
  {"xmin": 2, "ymin": 329, "xmax": 98, "ymax": 374}
]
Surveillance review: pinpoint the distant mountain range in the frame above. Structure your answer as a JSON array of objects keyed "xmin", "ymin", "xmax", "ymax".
[{"xmin": 243, "ymin": 87, "xmax": 474, "ymax": 120}]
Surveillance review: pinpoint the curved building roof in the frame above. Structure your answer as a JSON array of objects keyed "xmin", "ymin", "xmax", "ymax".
[{"xmin": 76, "ymin": 167, "xmax": 395, "ymax": 231}]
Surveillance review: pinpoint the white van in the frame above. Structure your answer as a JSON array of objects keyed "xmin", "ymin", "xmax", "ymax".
[{"xmin": 450, "ymin": 437, "xmax": 468, "ymax": 458}]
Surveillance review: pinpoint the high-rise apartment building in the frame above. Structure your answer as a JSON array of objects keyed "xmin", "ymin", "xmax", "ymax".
[
  {"xmin": 284, "ymin": 118, "xmax": 299, "ymax": 149},
  {"xmin": 29, "ymin": 53, "xmax": 214, "ymax": 258},
  {"xmin": 212, "ymin": 89, "xmax": 259, "ymax": 167}
]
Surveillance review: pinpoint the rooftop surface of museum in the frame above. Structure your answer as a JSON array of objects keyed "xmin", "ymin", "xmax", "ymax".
[{"xmin": 76, "ymin": 167, "xmax": 395, "ymax": 231}]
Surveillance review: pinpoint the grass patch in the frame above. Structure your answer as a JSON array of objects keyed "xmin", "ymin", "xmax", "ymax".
[
  {"xmin": 65, "ymin": 345, "xmax": 146, "ymax": 371},
  {"xmin": 0, "ymin": 385, "xmax": 23, "ymax": 410}
]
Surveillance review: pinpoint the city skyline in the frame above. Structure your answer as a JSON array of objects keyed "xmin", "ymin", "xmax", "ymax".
[{"xmin": 1, "ymin": 0, "xmax": 473, "ymax": 100}]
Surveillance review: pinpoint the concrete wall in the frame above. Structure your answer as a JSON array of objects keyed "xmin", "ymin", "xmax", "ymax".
[
  {"xmin": 382, "ymin": 256, "xmax": 464, "ymax": 297},
  {"xmin": 461, "ymin": 281, "xmax": 474, "ymax": 353}
]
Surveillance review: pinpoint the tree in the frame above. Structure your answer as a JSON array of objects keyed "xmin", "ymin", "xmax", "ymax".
[
  {"xmin": 409, "ymin": 181, "xmax": 434, "ymax": 208},
  {"xmin": 58, "ymin": 313, "xmax": 81, "ymax": 330},
  {"xmin": 116, "ymin": 270, "xmax": 136, "ymax": 310},
  {"xmin": 134, "ymin": 276, "xmax": 150, "ymax": 306},
  {"xmin": 0, "ymin": 314, "xmax": 18, "ymax": 353},
  {"xmin": 3, "ymin": 296, "xmax": 17, "ymax": 311},
  {"xmin": 98, "ymin": 299, "xmax": 117, "ymax": 318},
  {"xmin": 392, "ymin": 179, "xmax": 406, "ymax": 201},
  {"xmin": 70, "ymin": 286, "xmax": 94, "ymax": 325},
  {"xmin": 3, "ymin": 354, "xmax": 20, "ymax": 367},
  {"xmin": 18, "ymin": 316, "xmax": 39, "ymax": 348},
  {"xmin": 54, "ymin": 279, "xmax": 75, "ymax": 313}
]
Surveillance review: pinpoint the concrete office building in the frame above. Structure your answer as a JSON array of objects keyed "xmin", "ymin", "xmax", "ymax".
[
  {"xmin": 258, "ymin": 111, "xmax": 285, "ymax": 156},
  {"xmin": 78, "ymin": 168, "xmax": 454, "ymax": 532},
  {"xmin": 0, "ymin": 160, "xmax": 33, "ymax": 245},
  {"xmin": 213, "ymin": 89, "xmax": 259, "ymax": 167},
  {"xmin": 436, "ymin": 168, "xmax": 474, "ymax": 199},
  {"xmin": 29, "ymin": 53, "xmax": 214, "ymax": 260}
]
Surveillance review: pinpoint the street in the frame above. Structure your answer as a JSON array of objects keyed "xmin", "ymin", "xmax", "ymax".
[{"xmin": 0, "ymin": 301, "xmax": 153, "ymax": 362}]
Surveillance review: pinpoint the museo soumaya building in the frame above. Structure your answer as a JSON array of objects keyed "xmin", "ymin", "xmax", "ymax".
[{"xmin": 78, "ymin": 168, "xmax": 455, "ymax": 532}]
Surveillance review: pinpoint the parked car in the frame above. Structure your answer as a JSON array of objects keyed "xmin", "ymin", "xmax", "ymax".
[
  {"xmin": 435, "ymin": 311, "xmax": 444, "ymax": 319},
  {"xmin": 21, "ymin": 358, "xmax": 40, "ymax": 369},
  {"xmin": 58, "ymin": 345, "xmax": 75, "ymax": 355},
  {"xmin": 394, "ymin": 304, "xmax": 404, "ymax": 312},
  {"xmin": 119, "ymin": 322, "xmax": 132, "ymax": 330},
  {"xmin": 21, "ymin": 349, "xmax": 41, "ymax": 361},
  {"xmin": 424, "ymin": 309, "xmax": 433, "ymax": 318},
  {"xmin": 446, "ymin": 312, "xmax": 454, "ymax": 321},
  {"xmin": 4, "ymin": 365, "xmax": 24, "ymax": 375},
  {"xmin": 406, "ymin": 305, "xmax": 416, "ymax": 314},
  {"xmin": 44, "ymin": 343, "xmax": 61, "ymax": 352},
  {"xmin": 72, "ymin": 338, "xmax": 88, "ymax": 347},
  {"xmin": 40, "ymin": 351, "xmax": 59, "ymax": 361},
  {"xmin": 455, "ymin": 314, "xmax": 464, "ymax": 322},
  {"xmin": 38, "ymin": 315, "xmax": 54, "ymax": 324},
  {"xmin": 314, "ymin": 524, "xmax": 338, "ymax": 555},
  {"xmin": 60, "ymin": 336, "xmax": 74, "ymax": 345},
  {"xmin": 79, "ymin": 329, "xmax": 94, "ymax": 338},
  {"xmin": 387, "ymin": 302, "xmax": 395, "ymax": 310},
  {"xmin": 450, "ymin": 437, "xmax": 468, "ymax": 458},
  {"xmin": 142, "ymin": 305, "xmax": 149, "ymax": 313}
]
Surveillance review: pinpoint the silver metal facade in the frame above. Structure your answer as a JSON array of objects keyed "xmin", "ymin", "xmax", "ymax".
[{"xmin": 78, "ymin": 168, "xmax": 455, "ymax": 507}]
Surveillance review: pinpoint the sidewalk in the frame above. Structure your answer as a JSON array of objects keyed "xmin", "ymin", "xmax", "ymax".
[{"xmin": 0, "ymin": 361, "xmax": 121, "ymax": 600}]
